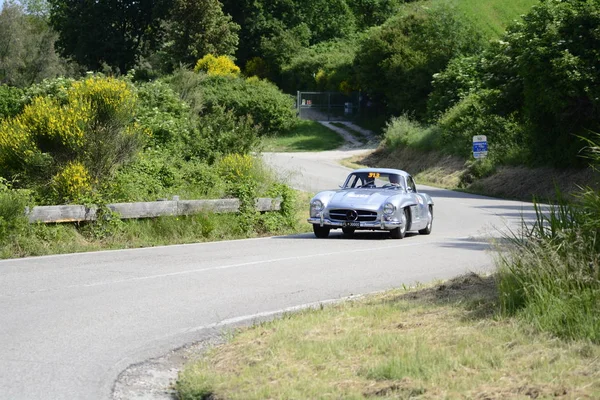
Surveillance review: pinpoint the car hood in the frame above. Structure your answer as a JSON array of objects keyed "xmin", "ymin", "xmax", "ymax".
[{"xmin": 328, "ymin": 189, "xmax": 397, "ymax": 209}]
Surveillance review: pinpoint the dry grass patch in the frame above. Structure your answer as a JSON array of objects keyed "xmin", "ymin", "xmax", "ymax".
[
  {"xmin": 356, "ymin": 146, "xmax": 466, "ymax": 188},
  {"xmin": 176, "ymin": 274, "xmax": 600, "ymax": 400},
  {"xmin": 353, "ymin": 146, "xmax": 599, "ymax": 202}
]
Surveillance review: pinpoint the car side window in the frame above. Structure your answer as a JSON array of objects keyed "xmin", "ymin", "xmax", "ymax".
[{"xmin": 407, "ymin": 176, "xmax": 417, "ymax": 192}]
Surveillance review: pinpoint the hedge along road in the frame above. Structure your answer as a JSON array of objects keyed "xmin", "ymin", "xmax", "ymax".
[{"xmin": 0, "ymin": 150, "xmax": 537, "ymax": 400}]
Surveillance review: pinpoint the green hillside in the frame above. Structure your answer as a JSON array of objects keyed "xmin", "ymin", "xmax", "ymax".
[{"xmin": 452, "ymin": 0, "xmax": 539, "ymax": 38}]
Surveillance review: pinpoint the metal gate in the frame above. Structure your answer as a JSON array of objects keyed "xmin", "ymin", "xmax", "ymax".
[{"xmin": 296, "ymin": 91, "xmax": 360, "ymax": 121}]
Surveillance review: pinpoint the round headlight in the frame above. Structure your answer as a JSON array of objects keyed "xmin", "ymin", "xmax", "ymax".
[
  {"xmin": 311, "ymin": 199, "xmax": 324, "ymax": 211},
  {"xmin": 383, "ymin": 203, "xmax": 396, "ymax": 215}
]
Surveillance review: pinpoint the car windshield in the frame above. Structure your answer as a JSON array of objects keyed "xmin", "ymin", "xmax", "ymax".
[{"xmin": 342, "ymin": 172, "xmax": 404, "ymax": 190}]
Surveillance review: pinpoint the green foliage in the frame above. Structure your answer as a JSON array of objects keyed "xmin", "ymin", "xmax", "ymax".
[
  {"xmin": 221, "ymin": 0, "xmax": 357, "ymax": 80},
  {"xmin": 0, "ymin": 2, "xmax": 69, "ymax": 87},
  {"xmin": 437, "ymin": 89, "xmax": 525, "ymax": 161},
  {"xmin": 200, "ymin": 75, "xmax": 296, "ymax": 136},
  {"xmin": 458, "ymin": 158, "xmax": 497, "ymax": 187},
  {"xmin": 47, "ymin": 0, "xmax": 170, "ymax": 72},
  {"xmin": 106, "ymin": 149, "xmax": 227, "ymax": 202},
  {"xmin": 258, "ymin": 182, "xmax": 298, "ymax": 233},
  {"xmin": 280, "ymin": 36, "xmax": 359, "ymax": 93},
  {"xmin": 382, "ymin": 114, "xmax": 440, "ymax": 152},
  {"xmin": 427, "ymin": 55, "xmax": 484, "ymax": 121},
  {"xmin": 217, "ymin": 154, "xmax": 259, "ymax": 233},
  {"xmin": 81, "ymin": 205, "xmax": 125, "ymax": 240},
  {"xmin": 354, "ymin": 3, "xmax": 485, "ymax": 119},
  {"xmin": 0, "ymin": 85, "xmax": 24, "ymax": 120},
  {"xmin": 0, "ymin": 178, "xmax": 30, "ymax": 245},
  {"xmin": 453, "ymin": 0, "xmax": 538, "ymax": 39},
  {"xmin": 135, "ymin": 80, "xmax": 192, "ymax": 147},
  {"xmin": 21, "ymin": 75, "xmax": 75, "ymax": 105},
  {"xmin": 503, "ymin": 0, "xmax": 600, "ymax": 166},
  {"xmin": 186, "ymin": 109, "xmax": 260, "ymax": 164},
  {"xmin": 163, "ymin": 68, "xmax": 206, "ymax": 115},
  {"xmin": 164, "ymin": 0, "xmax": 239, "ymax": 69},
  {"xmin": 346, "ymin": 0, "xmax": 405, "ymax": 29}
]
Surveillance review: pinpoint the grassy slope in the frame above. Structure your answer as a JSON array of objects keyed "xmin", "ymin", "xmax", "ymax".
[
  {"xmin": 452, "ymin": 0, "xmax": 539, "ymax": 38},
  {"xmin": 262, "ymin": 120, "xmax": 345, "ymax": 152},
  {"xmin": 177, "ymin": 274, "xmax": 600, "ymax": 399}
]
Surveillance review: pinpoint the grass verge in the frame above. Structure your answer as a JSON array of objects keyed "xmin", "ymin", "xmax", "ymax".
[
  {"xmin": 177, "ymin": 273, "xmax": 600, "ymax": 400},
  {"xmin": 262, "ymin": 120, "xmax": 345, "ymax": 152}
]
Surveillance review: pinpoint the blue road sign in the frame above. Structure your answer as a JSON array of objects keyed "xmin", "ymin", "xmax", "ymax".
[{"xmin": 472, "ymin": 135, "xmax": 488, "ymax": 159}]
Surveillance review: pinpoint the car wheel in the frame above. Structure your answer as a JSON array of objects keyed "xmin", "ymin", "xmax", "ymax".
[
  {"xmin": 419, "ymin": 206, "xmax": 433, "ymax": 235},
  {"xmin": 342, "ymin": 227, "xmax": 355, "ymax": 237},
  {"xmin": 390, "ymin": 208, "xmax": 409, "ymax": 239},
  {"xmin": 313, "ymin": 225, "xmax": 330, "ymax": 238}
]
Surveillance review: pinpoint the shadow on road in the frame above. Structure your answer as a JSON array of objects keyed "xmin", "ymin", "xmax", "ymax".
[
  {"xmin": 420, "ymin": 187, "xmax": 512, "ymax": 200},
  {"xmin": 273, "ymin": 231, "xmax": 419, "ymax": 240}
]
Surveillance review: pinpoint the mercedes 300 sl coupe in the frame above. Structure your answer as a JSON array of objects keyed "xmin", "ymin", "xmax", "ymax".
[{"xmin": 308, "ymin": 168, "xmax": 434, "ymax": 239}]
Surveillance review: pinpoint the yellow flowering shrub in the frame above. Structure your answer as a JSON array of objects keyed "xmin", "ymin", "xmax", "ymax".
[
  {"xmin": 194, "ymin": 54, "xmax": 240, "ymax": 77},
  {"xmin": 69, "ymin": 76, "xmax": 136, "ymax": 123},
  {"xmin": 51, "ymin": 161, "xmax": 92, "ymax": 203},
  {"xmin": 0, "ymin": 76, "xmax": 142, "ymax": 201},
  {"xmin": 216, "ymin": 154, "xmax": 255, "ymax": 183},
  {"xmin": 0, "ymin": 116, "xmax": 39, "ymax": 173}
]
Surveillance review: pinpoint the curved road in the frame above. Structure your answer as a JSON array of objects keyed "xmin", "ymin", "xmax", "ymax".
[{"xmin": 0, "ymin": 150, "xmax": 536, "ymax": 399}]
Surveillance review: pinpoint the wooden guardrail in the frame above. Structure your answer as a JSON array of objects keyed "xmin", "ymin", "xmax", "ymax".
[{"xmin": 26, "ymin": 197, "xmax": 281, "ymax": 224}]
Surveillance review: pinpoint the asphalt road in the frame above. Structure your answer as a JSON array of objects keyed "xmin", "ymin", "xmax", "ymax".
[{"xmin": 0, "ymin": 150, "xmax": 537, "ymax": 400}]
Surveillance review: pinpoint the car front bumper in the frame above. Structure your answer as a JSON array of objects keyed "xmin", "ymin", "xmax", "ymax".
[{"xmin": 307, "ymin": 216, "xmax": 403, "ymax": 231}]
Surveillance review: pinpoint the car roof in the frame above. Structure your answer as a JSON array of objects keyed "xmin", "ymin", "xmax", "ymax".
[{"xmin": 350, "ymin": 168, "xmax": 411, "ymax": 177}]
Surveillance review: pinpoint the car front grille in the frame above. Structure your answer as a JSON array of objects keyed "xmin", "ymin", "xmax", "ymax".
[{"xmin": 329, "ymin": 209, "xmax": 378, "ymax": 222}]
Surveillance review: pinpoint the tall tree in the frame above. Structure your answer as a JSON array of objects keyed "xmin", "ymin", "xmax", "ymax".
[
  {"xmin": 0, "ymin": 1, "xmax": 66, "ymax": 86},
  {"xmin": 164, "ymin": 0, "xmax": 239, "ymax": 68},
  {"xmin": 47, "ymin": 0, "xmax": 171, "ymax": 73}
]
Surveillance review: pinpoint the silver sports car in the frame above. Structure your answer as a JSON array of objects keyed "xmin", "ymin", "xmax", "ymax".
[{"xmin": 308, "ymin": 168, "xmax": 434, "ymax": 239}]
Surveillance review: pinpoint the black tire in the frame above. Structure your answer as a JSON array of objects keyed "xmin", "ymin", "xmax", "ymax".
[
  {"xmin": 419, "ymin": 206, "xmax": 433, "ymax": 235},
  {"xmin": 390, "ymin": 208, "xmax": 409, "ymax": 239},
  {"xmin": 313, "ymin": 225, "xmax": 330, "ymax": 238},
  {"xmin": 342, "ymin": 227, "xmax": 355, "ymax": 237}
]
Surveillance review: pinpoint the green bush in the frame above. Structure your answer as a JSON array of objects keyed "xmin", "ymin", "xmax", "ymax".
[
  {"xmin": 382, "ymin": 115, "xmax": 440, "ymax": 152},
  {"xmin": 181, "ymin": 106, "xmax": 261, "ymax": 164},
  {"xmin": 0, "ymin": 178, "xmax": 30, "ymax": 244},
  {"xmin": 0, "ymin": 85, "xmax": 24, "ymax": 120},
  {"xmin": 427, "ymin": 55, "xmax": 483, "ymax": 121},
  {"xmin": 437, "ymin": 89, "xmax": 525, "ymax": 162},
  {"xmin": 135, "ymin": 80, "xmax": 192, "ymax": 147},
  {"xmin": 199, "ymin": 75, "xmax": 296, "ymax": 135},
  {"xmin": 21, "ymin": 76, "xmax": 75, "ymax": 105}
]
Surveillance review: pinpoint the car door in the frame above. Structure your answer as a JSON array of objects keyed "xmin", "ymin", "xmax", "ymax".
[{"xmin": 406, "ymin": 175, "xmax": 427, "ymax": 227}]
